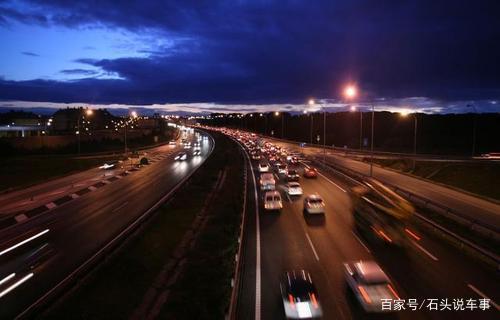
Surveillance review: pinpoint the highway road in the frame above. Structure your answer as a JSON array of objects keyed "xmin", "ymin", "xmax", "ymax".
[
  {"xmin": 269, "ymin": 139, "xmax": 500, "ymax": 231},
  {"xmin": 234, "ymin": 136, "xmax": 499, "ymax": 320},
  {"xmin": 0, "ymin": 130, "xmax": 213, "ymax": 318}
]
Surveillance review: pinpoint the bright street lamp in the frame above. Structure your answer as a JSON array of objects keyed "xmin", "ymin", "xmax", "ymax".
[
  {"xmin": 344, "ymin": 85, "xmax": 357, "ymax": 100},
  {"xmin": 400, "ymin": 110, "xmax": 418, "ymax": 170}
]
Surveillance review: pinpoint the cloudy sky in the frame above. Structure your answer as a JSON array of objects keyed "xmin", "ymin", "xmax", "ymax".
[{"xmin": 0, "ymin": 0, "xmax": 499, "ymax": 114}]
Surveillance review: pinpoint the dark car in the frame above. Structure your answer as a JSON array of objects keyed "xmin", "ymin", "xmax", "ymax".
[
  {"xmin": 287, "ymin": 169, "xmax": 300, "ymax": 182},
  {"xmin": 280, "ymin": 270, "xmax": 323, "ymax": 319}
]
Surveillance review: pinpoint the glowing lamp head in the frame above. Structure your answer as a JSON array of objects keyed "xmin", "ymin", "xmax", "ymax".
[
  {"xmin": 350, "ymin": 105, "xmax": 357, "ymax": 112},
  {"xmin": 85, "ymin": 109, "xmax": 93, "ymax": 116},
  {"xmin": 344, "ymin": 85, "xmax": 357, "ymax": 99},
  {"xmin": 274, "ymin": 111, "xmax": 280, "ymax": 116},
  {"xmin": 308, "ymin": 99, "xmax": 315, "ymax": 106}
]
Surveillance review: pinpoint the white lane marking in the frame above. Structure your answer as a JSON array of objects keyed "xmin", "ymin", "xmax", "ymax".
[
  {"xmin": 0, "ymin": 229, "xmax": 50, "ymax": 257},
  {"xmin": 70, "ymin": 193, "xmax": 79, "ymax": 199},
  {"xmin": 112, "ymin": 201, "xmax": 129, "ymax": 213},
  {"xmin": 115, "ymin": 175, "xmax": 123, "ymax": 179},
  {"xmin": 88, "ymin": 186, "xmax": 97, "ymax": 191},
  {"xmin": 47, "ymin": 190, "xmax": 64, "ymax": 196},
  {"xmin": 411, "ymin": 240, "xmax": 438, "ymax": 261},
  {"xmin": 45, "ymin": 202, "xmax": 57, "ymax": 209},
  {"xmin": 244, "ymin": 147, "xmax": 261, "ymax": 320},
  {"xmin": 467, "ymin": 284, "xmax": 500, "ymax": 311},
  {"xmin": 0, "ymin": 273, "xmax": 15, "ymax": 286},
  {"xmin": 305, "ymin": 233, "xmax": 320, "ymax": 261},
  {"xmin": 14, "ymin": 214, "xmax": 28, "ymax": 223},
  {"xmin": 351, "ymin": 231, "xmax": 371, "ymax": 253},
  {"xmin": 102, "ymin": 180, "xmax": 111, "ymax": 184},
  {"xmin": 0, "ymin": 273, "xmax": 34, "ymax": 298}
]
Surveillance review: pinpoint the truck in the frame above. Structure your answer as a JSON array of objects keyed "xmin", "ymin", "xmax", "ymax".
[{"xmin": 351, "ymin": 179, "xmax": 415, "ymax": 247}]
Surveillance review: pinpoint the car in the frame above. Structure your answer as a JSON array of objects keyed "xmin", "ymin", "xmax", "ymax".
[
  {"xmin": 343, "ymin": 260, "xmax": 400, "ymax": 313},
  {"xmin": 303, "ymin": 195, "xmax": 325, "ymax": 214},
  {"xmin": 184, "ymin": 141, "xmax": 192, "ymax": 149},
  {"xmin": 251, "ymin": 153, "xmax": 261, "ymax": 160},
  {"xmin": 264, "ymin": 190, "xmax": 283, "ymax": 211},
  {"xmin": 259, "ymin": 162, "xmax": 270, "ymax": 172},
  {"xmin": 175, "ymin": 152, "xmax": 188, "ymax": 161},
  {"xmin": 280, "ymin": 270, "xmax": 323, "ymax": 319},
  {"xmin": 260, "ymin": 173, "xmax": 276, "ymax": 191},
  {"xmin": 287, "ymin": 169, "xmax": 300, "ymax": 182},
  {"xmin": 303, "ymin": 167, "xmax": 318, "ymax": 178},
  {"xmin": 286, "ymin": 182, "xmax": 303, "ymax": 196},
  {"xmin": 168, "ymin": 140, "xmax": 177, "ymax": 146},
  {"xmin": 99, "ymin": 160, "xmax": 120, "ymax": 170},
  {"xmin": 277, "ymin": 164, "xmax": 288, "ymax": 175},
  {"xmin": 193, "ymin": 149, "xmax": 201, "ymax": 156}
]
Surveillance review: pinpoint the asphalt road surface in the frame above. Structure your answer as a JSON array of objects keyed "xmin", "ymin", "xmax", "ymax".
[
  {"xmin": 0, "ymin": 130, "xmax": 213, "ymax": 318},
  {"xmin": 236, "ymin": 141, "xmax": 499, "ymax": 320}
]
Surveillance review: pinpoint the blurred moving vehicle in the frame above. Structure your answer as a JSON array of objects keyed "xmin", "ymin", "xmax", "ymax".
[
  {"xmin": 286, "ymin": 182, "xmax": 303, "ymax": 196},
  {"xmin": 174, "ymin": 152, "xmax": 188, "ymax": 161},
  {"xmin": 260, "ymin": 173, "xmax": 276, "ymax": 191},
  {"xmin": 343, "ymin": 260, "xmax": 399, "ymax": 313},
  {"xmin": 169, "ymin": 140, "xmax": 177, "ymax": 146},
  {"xmin": 264, "ymin": 190, "xmax": 283, "ymax": 211},
  {"xmin": 303, "ymin": 195, "xmax": 325, "ymax": 214},
  {"xmin": 303, "ymin": 167, "xmax": 318, "ymax": 178},
  {"xmin": 193, "ymin": 149, "xmax": 201, "ymax": 156},
  {"xmin": 280, "ymin": 270, "xmax": 323, "ymax": 319},
  {"xmin": 99, "ymin": 160, "xmax": 121, "ymax": 170},
  {"xmin": 259, "ymin": 162, "xmax": 270, "ymax": 173},
  {"xmin": 351, "ymin": 179, "xmax": 415, "ymax": 246},
  {"xmin": 251, "ymin": 152, "xmax": 261, "ymax": 160}
]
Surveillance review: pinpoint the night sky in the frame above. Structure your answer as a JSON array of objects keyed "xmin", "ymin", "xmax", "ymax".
[{"xmin": 0, "ymin": 0, "xmax": 499, "ymax": 113}]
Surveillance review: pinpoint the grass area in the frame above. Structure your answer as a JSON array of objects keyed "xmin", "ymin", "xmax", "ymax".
[
  {"xmin": 0, "ymin": 155, "xmax": 120, "ymax": 192},
  {"xmin": 46, "ymin": 132, "xmax": 244, "ymax": 319},
  {"xmin": 370, "ymin": 158, "xmax": 500, "ymax": 201},
  {"xmin": 160, "ymin": 134, "xmax": 244, "ymax": 319}
]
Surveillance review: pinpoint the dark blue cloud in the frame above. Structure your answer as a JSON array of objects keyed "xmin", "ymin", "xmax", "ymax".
[
  {"xmin": 1, "ymin": 0, "xmax": 500, "ymax": 105},
  {"xmin": 59, "ymin": 68, "xmax": 98, "ymax": 76},
  {"xmin": 21, "ymin": 51, "xmax": 39, "ymax": 57}
]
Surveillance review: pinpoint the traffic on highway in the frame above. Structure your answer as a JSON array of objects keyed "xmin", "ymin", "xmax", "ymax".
[
  {"xmin": 218, "ymin": 128, "xmax": 498, "ymax": 320},
  {"xmin": 0, "ymin": 128, "xmax": 213, "ymax": 318}
]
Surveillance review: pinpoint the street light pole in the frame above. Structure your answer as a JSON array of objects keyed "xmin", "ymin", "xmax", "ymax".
[
  {"xmin": 359, "ymin": 111, "xmax": 363, "ymax": 149},
  {"xmin": 77, "ymin": 116, "xmax": 81, "ymax": 155},
  {"xmin": 370, "ymin": 104, "xmax": 374, "ymax": 177},
  {"xmin": 323, "ymin": 108, "xmax": 326, "ymax": 164},
  {"xmin": 467, "ymin": 104, "xmax": 478, "ymax": 157}
]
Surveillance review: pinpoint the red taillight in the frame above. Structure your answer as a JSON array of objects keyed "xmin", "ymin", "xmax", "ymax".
[
  {"xmin": 288, "ymin": 294, "xmax": 295, "ymax": 309},
  {"xmin": 358, "ymin": 286, "xmax": 372, "ymax": 304},
  {"xmin": 404, "ymin": 228, "xmax": 421, "ymax": 241},
  {"xmin": 387, "ymin": 284, "xmax": 400, "ymax": 300},
  {"xmin": 378, "ymin": 230, "xmax": 392, "ymax": 243},
  {"xmin": 310, "ymin": 293, "xmax": 319, "ymax": 308}
]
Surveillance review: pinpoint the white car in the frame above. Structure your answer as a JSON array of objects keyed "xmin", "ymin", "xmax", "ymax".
[
  {"xmin": 286, "ymin": 182, "xmax": 303, "ymax": 196},
  {"xmin": 277, "ymin": 164, "xmax": 288, "ymax": 175},
  {"xmin": 259, "ymin": 173, "xmax": 276, "ymax": 191},
  {"xmin": 264, "ymin": 191, "xmax": 283, "ymax": 211},
  {"xmin": 259, "ymin": 162, "xmax": 270, "ymax": 172},
  {"xmin": 303, "ymin": 195, "xmax": 325, "ymax": 214},
  {"xmin": 169, "ymin": 140, "xmax": 177, "ymax": 146},
  {"xmin": 175, "ymin": 152, "xmax": 187, "ymax": 161},
  {"xmin": 280, "ymin": 270, "xmax": 323, "ymax": 319},
  {"xmin": 343, "ymin": 260, "xmax": 400, "ymax": 313}
]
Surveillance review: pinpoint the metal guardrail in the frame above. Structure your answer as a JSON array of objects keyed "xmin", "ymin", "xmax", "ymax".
[
  {"xmin": 226, "ymin": 138, "xmax": 249, "ymax": 320},
  {"xmin": 16, "ymin": 131, "xmax": 215, "ymax": 319}
]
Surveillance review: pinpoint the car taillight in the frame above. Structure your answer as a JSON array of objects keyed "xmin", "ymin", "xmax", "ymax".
[
  {"xmin": 358, "ymin": 286, "xmax": 372, "ymax": 304},
  {"xmin": 288, "ymin": 294, "xmax": 296, "ymax": 309},
  {"xmin": 387, "ymin": 284, "xmax": 400, "ymax": 300},
  {"xmin": 310, "ymin": 293, "xmax": 319, "ymax": 308}
]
